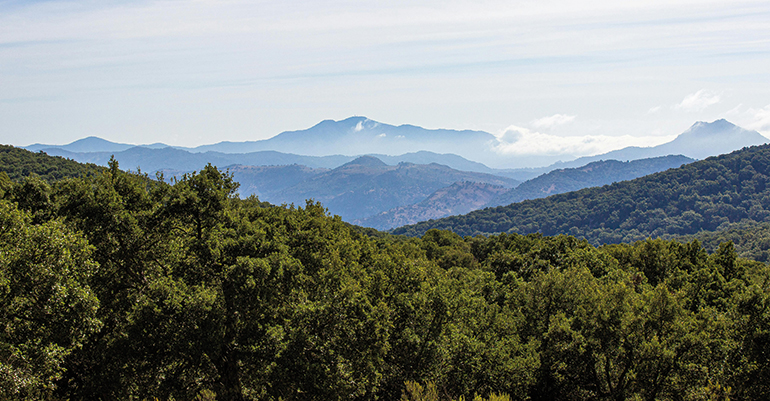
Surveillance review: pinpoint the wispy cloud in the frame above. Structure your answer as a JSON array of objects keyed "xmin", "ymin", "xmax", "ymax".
[
  {"xmin": 2, "ymin": 0, "xmax": 769, "ymax": 147},
  {"xmin": 493, "ymin": 125, "xmax": 675, "ymax": 156},
  {"xmin": 747, "ymin": 105, "xmax": 770, "ymax": 132},
  {"xmin": 674, "ymin": 89, "xmax": 721, "ymax": 112},
  {"xmin": 530, "ymin": 114, "xmax": 575, "ymax": 129},
  {"xmin": 724, "ymin": 103, "xmax": 770, "ymax": 136},
  {"xmin": 647, "ymin": 106, "xmax": 661, "ymax": 114}
]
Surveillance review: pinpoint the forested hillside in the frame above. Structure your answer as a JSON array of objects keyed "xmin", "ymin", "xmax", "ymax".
[
  {"xmin": 678, "ymin": 221, "xmax": 770, "ymax": 262},
  {"xmin": 2, "ymin": 147, "xmax": 770, "ymax": 400},
  {"xmin": 394, "ymin": 144, "xmax": 770, "ymax": 244},
  {"xmin": 0, "ymin": 145, "xmax": 104, "ymax": 181},
  {"xmin": 486, "ymin": 155, "xmax": 693, "ymax": 207}
]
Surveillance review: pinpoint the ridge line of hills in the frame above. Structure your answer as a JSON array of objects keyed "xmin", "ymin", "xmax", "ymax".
[
  {"xmin": 15, "ymin": 118, "xmax": 770, "ymax": 235},
  {"xmin": 8, "ymin": 139, "xmax": 770, "ymax": 262},
  {"xmin": 392, "ymin": 143, "xmax": 770, "ymax": 249},
  {"xmin": 25, "ymin": 117, "xmax": 769, "ymax": 172}
]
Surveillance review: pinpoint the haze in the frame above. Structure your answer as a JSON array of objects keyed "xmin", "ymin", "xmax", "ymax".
[{"xmin": 2, "ymin": 0, "xmax": 769, "ymax": 159}]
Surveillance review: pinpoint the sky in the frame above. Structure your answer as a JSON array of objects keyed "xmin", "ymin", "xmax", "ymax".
[{"xmin": 2, "ymin": 0, "xmax": 770, "ymax": 160}]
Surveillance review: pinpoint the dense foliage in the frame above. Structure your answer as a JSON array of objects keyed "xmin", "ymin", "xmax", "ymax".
[
  {"xmin": 0, "ymin": 149, "xmax": 769, "ymax": 400},
  {"xmin": 486, "ymin": 155, "xmax": 694, "ymax": 207},
  {"xmin": 679, "ymin": 221, "xmax": 770, "ymax": 262},
  {"xmin": 0, "ymin": 145, "xmax": 104, "ymax": 182},
  {"xmin": 394, "ymin": 144, "xmax": 770, "ymax": 245}
]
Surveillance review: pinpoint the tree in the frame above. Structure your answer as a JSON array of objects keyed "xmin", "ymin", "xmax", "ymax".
[{"xmin": 0, "ymin": 201, "xmax": 100, "ymax": 399}]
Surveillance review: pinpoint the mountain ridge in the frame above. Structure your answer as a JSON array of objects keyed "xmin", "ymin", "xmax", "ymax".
[
  {"xmin": 270, "ymin": 158, "xmax": 520, "ymax": 221},
  {"xmin": 392, "ymin": 143, "xmax": 770, "ymax": 244},
  {"xmin": 354, "ymin": 181, "xmax": 510, "ymax": 230},
  {"xmin": 486, "ymin": 155, "xmax": 695, "ymax": 207},
  {"xmin": 23, "ymin": 118, "xmax": 766, "ymax": 171},
  {"xmin": 548, "ymin": 119, "xmax": 768, "ymax": 169}
]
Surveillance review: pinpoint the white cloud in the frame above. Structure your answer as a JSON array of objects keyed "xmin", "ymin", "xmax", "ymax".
[
  {"xmin": 493, "ymin": 125, "xmax": 676, "ymax": 156},
  {"xmin": 530, "ymin": 114, "xmax": 575, "ymax": 129},
  {"xmin": 647, "ymin": 106, "xmax": 661, "ymax": 114},
  {"xmin": 674, "ymin": 90, "xmax": 720, "ymax": 112},
  {"xmin": 355, "ymin": 121, "xmax": 365, "ymax": 131},
  {"xmin": 723, "ymin": 103, "xmax": 770, "ymax": 136},
  {"xmin": 747, "ymin": 105, "xmax": 770, "ymax": 132}
]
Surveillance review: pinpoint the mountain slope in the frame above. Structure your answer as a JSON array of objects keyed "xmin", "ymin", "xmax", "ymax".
[
  {"xmin": 392, "ymin": 144, "xmax": 770, "ymax": 244},
  {"xmin": 551, "ymin": 119, "xmax": 768, "ymax": 169},
  {"xmin": 487, "ymin": 155, "xmax": 694, "ymax": 207},
  {"xmin": 227, "ymin": 164, "xmax": 329, "ymax": 200},
  {"xmin": 187, "ymin": 117, "xmax": 499, "ymax": 162},
  {"xmin": 274, "ymin": 156, "xmax": 519, "ymax": 220},
  {"xmin": 24, "ymin": 118, "xmax": 763, "ymax": 171},
  {"xmin": 355, "ymin": 181, "xmax": 510, "ymax": 230},
  {"xmin": 34, "ymin": 147, "xmax": 355, "ymax": 171},
  {"xmin": 0, "ymin": 145, "xmax": 105, "ymax": 182},
  {"xmin": 34, "ymin": 144, "xmax": 511, "ymax": 174},
  {"xmin": 26, "ymin": 136, "xmax": 153, "ymax": 153}
]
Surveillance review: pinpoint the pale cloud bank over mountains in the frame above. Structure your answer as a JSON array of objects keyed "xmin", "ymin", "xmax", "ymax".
[{"xmin": 492, "ymin": 125, "xmax": 676, "ymax": 157}]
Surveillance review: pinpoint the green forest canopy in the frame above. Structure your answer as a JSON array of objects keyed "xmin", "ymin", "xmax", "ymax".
[
  {"xmin": 0, "ymin": 145, "xmax": 104, "ymax": 182},
  {"xmin": 1, "ymin": 148, "xmax": 769, "ymax": 400}
]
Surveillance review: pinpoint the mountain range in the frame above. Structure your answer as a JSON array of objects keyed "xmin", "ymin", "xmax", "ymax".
[
  {"xmin": 392, "ymin": 143, "xmax": 770, "ymax": 244},
  {"xmin": 26, "ymin": 118, "xmax": 767, "ymax": 172},
  {"xmin": 19, "ymin": 118, "xmax": 769, "ymax": 230},
  {"xmin": 255, "ymin": 156, "xmax": 519, "ymax": 221},
  {"xmin": 550, "ymin": 119, "xmax": 768, "ymax": 169},
  {"xmin": 354, "ymin": 181, "xmax": 510, "ymax": 230}
]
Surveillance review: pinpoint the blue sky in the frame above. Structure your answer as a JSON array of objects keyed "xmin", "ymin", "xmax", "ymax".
[{"xmin": 2, "ymin": 0, "xmax": 769, "ymax": 159}]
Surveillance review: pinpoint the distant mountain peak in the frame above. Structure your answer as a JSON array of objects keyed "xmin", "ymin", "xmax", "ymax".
[
  {"xmin": 683, "ymin": 119, "xmax": 740, "ymax": 137},
  {"xmin": 341, "ymin": 155, "xmax": 388, "ymax": 168}
]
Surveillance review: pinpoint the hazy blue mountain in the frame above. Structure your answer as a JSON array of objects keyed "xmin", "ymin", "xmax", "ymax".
[
  {"xmin": 180, "ymin": 116, "xmax": 538, "ymax": 166},
  {"xmin": 35, "ymin": 147, "xmax": 238, "ymax": 172},
  {"xmin": 36, "ymin": 147, "xmax": 354, "ymax": 171},
  {"xmin": 271, "ymin": 156, "xmax": 520, "ymax": 221},
  {"xmin": 486, "ymin": 155, "xmax": 695, "ymax": 207},
  {"xmin": 371, "ymin": 151, "xmax": 496, "ymax": 174},
  {"xmin": 26, "ymin": 136, "xmax": 139, "ymax": 153},
  {"xmin": 227, "ymin": 164, "xmax": 329, "ymax": 200},
  {"xmin": 33, "ymin": 144, "xmax": 514, "ymax": 176},
  {"xmin": 355, "ymin": 181, "xmax": 510, "ymax": 230},
  {"xmin": 549, "ymin": 119, "xmax": 768, "ymax": 169},
  {"xmin": 24, "ymin": 118, "xmax": 764, "ymax": 171}
]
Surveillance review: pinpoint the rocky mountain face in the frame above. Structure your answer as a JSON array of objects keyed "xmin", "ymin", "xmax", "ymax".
[
  {"xmin": 267, "ymin": 156, "xmax": 519, "ymax": 221},
  {"xmin": 355, "ymin": 181, "xmax": 510, "ymax": 230}
]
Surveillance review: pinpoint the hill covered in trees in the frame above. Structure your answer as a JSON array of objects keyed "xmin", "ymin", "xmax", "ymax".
[
  {"xmin": 486, "ymin": 155, "xmax": 694, "ymax": 207},
  {"xmin": 2, "ymin": 147, "xmax": 770, "ymax": 400},
  {"xmin": 393, "ymin": 144, "xmax": 770, "ymax": 244},
  {"xmin": 0, "ymin": 145, "xmax": 104, "ymax": 182}
]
